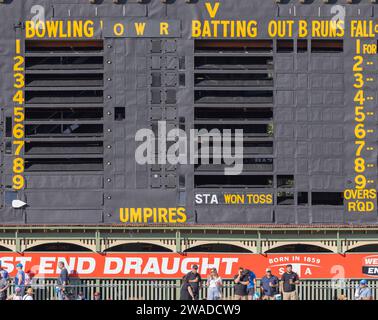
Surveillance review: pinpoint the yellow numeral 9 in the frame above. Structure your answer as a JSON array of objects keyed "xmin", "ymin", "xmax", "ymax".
[
  {"xmin": 12, "ymin": 175, "xmax": 24, "ymax": 190},
  {"xmin": 355, "ymin": 175, "xmax": 367, "ymax": 190}
]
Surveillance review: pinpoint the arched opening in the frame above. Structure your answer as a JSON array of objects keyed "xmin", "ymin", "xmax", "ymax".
[
  {"xmin": 265, "ymin": 244, "xmax": 332, "ymax": 253},
  {"xmin": 346, "ymin": 244, "xmax": 378, "ymax": 253},
  {"xmin": 184, "ymin": 243, "xmax": 252, "ymax": 253},
  {"xmin": 105, "ymin": 242, "xmax": 172, "ymax": 252},
  {"xmin": 0, "ymin": 245, "xmax": 12, "ymax": 252},
  {"xmin": 24, "ymin": 242, "xmax": 92, "ymax": 252}
]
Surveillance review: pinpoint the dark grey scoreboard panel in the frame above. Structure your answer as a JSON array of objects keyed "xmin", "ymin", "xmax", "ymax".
[{"xmin": 0, "ymin": 0, "xmax": 377, "ymax": 225}]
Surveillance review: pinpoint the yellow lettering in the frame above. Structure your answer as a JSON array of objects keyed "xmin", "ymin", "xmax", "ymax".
[
  {"xmin": 160, "ymin": 22, "xmax": 169, "ymax": 35},
  {"xmin": 192, "ymin": 20, "xmax": 202, "ymax": 38},
  {"xmin": 298, "ymin": 20, "xmax": 308, "ymax": 38},
  {"xmin": 25, "ymin": 21, "xmax": 36, "ymax": 39},
  {"xmin": 205, "ymin": 2, "xmax": 220, "ymax": 19},
  {"xmin": 113, "ymin": 23, "xmax": 125, "ymax": 37},
  {"xmin": 134, "ymin": 22, "xmax": 146, "ymax": 36}
]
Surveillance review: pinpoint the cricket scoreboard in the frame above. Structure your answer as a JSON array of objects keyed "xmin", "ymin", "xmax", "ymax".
[{"xmin": 0, "ymin": 0, "xmax": 377, "ymax": 225}]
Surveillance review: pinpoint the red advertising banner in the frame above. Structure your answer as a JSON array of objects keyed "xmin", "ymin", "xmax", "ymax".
[{"xmin": 0, "ymin": 253, "xmax": 377, "ymax": 279}]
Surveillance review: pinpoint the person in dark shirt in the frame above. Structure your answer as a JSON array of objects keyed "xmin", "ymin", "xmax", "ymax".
[
  {"xmin": 280, "ymin": 264, "xmax": 300, "ymax": 300},
  {"xmin": 185, "ymin": 265, "xmax": 201, "ymax": 300},
  {"xmin": 233, "ymin": 267, "xmax": 249, "ymax": 300},
  {"xmin": 0, "ymin": 261, "xmax": 9, "ymax": 281},
  {"xmin": 260, "ymin": 268, "xmax": 279, "ymax": 300},
  {"xmin": 57, "ymin": 261, "xmax": 69, "ymax": 300},
  {"xmin": 0, "ymin": 271, "xmax": 9, "ymax": 301},
  {"xmin": 180, "ymin": 275, "xmax": 195, "ymax": 300}
]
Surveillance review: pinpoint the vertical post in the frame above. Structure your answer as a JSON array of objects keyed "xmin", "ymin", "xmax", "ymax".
[
  {"xmin": 256, "ymin": 231, "xmax": 262, "ymax": 254},
  {"xmin": 175, "ymin": 230, "xmax": 181, "ymax": 299},
  {"xmin": 175, "ymin": 230, "xmax": 181, "ymax": 252},
  {"xmin": 336, "ymin": 231, "xmax": 342, "ymax": 254},
  {"xmin": 15, "ymin": 231, "xmax": 21, "ymax": 253},
  {"xmin": 175, "ymin": 279, "xmax": 181, "ymax": 300},
  {"xmin": 95, "ymin": 230, "xmax": 101, "ymax": 252},
  {"xmin": 96, "ymin": 279, "xmax": 101, "ymax": 300},
  {"xmin": 336, "ymin": 231, "xmax": 342, "ymax": 300}
]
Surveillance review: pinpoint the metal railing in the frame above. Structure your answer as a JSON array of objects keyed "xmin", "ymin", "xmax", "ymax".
[{"xmin": 5, "ymin": 279, "xmax": 378, "ymax": 300}]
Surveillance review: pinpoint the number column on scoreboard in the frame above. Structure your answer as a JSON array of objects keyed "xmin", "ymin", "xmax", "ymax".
[
  {"xmin": 12, "ymin": 38, "xmax": 25, "ymax": 191},
  {"xmin": 344, "ymin": 39, "xmax": 377, "ymax": 214}
]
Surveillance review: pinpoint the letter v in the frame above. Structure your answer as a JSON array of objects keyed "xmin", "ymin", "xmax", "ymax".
[{"xmin": 205, "ymin": 2, "xmax": 220, "ymax": 19}]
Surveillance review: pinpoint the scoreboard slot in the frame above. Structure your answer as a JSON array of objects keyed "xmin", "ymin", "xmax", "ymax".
[
  {"xmin": 194, "ymin": 73, "xmax": 273, "ymax": 87},
  {"xmin": 24, "ymin": 108, "xmax": 103, "ymax": 121},
  {"xmin": 194, "ymin": 123, "xmax": 272, "ymax": 137},
  {"xmin": 26, "ymin": 73, "xmax": 103, "ymax": 87},
  {"xmin": 24, "ymin": 158, "xmax": 103, "ymax": 172},
  {"xmin": 194, "ymin": 56, "xmax": 273, "ymax": 70},
  {"xmin": 194, "ymin": 157, "xmax": 274, "ymax": 172},
  {"xmin": 195, "ymin": 107, "xmax": 273, "ymax": 120},
  {"xmin": 25, "ymin": 124, "xmax": 103, "ymax": 137},
  {"xmin": 277, "ymin": 192, "xmax": 294, "ymax": 205},
  {"xmin": 311, "ymin": 192, "xmax": 344, "ymax": 206},
  {"xmin": 25, "ymin": 90, "xmax": 103, "ymax": 104},
  {"xmin": 277, "ymin": 175, "xmax": 294, "ymax": 188},
  {"xmin": 194, "ymin": 174, "xmax": 273, "ymax": 188},
  {"xmin": 311, "ymin": 39, "xmax": 344, "ymax": 53},
  {"xmin": 276, "ymin": 39, "xmax": 294, "ymax": 53},
  {"xmin": 194, "ymin": 40, "xmax": 273, "ymax": 53},
  {"xmin": 243, "ymin": 141, "xmax": 274, "ymax": 155},
  {"xmin": 194, "ymin": 140, "xmax": 273, "ymax": 156},
  {"xmin": 194, "ymin": 90, "xmax": 273, "ymax": 104},
  {"xmin": 24, "ymin": 141, "xmax": 103, "ymax": 155},
  {"xmin": 25, "ymin": 56, "xmax": 103, "ymax": 70},
  {"xmin": 25, "ymin": 40, "xmax": 103, "ymax": 53}
]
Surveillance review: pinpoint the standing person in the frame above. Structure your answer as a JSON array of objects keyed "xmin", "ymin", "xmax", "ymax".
[
  {"xmin": 260, "ymin": 268, "xmax": 279, "ymax": 300},
  {"xmin": 24, "ymin": 270, "xmax": 32, "ymax": 288},
  {"xmin": 94, "ymin": 292, "xmax": 101, "ymax": 300},
  {"xmin": 7, "ymin": 287, "xmax": 22, "ymax": 300},
  {"xmin": 246, "ymin": 269, "xmax": 257, "ymax": 300},
  {"xmin": 354, "ymin": 280, "xmax": 373, "ymax": 300},
  {"xmin": 233, "ymin": 267, "xmax": 249, "ymax": 300},
  {"xmin": 14, "ymin": 263, "xmax": 25, "ymax": 296},
  {"xmin": 0, "ymin": 271, "xmax": 9, "ymax": 301},
  {"xmin": 57, "ymin": 261, "xmax": 69, "ymax": 300},
  {"xmin": 185, "ymin": 265, "xmax": 202, "ymax": 300},
  {"xmin": 206, "ymin": 268, "xmax": 222, "ymax": 300},
  {"xmin": 180, "ymin": 275, "xmax": 195, "ymax": 300},
  {"xmin": 76, "ymin": 291, "xmax": 86, "ymax": 300},
  {"xmin": 22, "ymin": 288, "xmax": 34, "ymax": 300},
  {"xmin": 0, "ymin": 261, "xmax": 9, "ymax": 281},
  {"xmin": 280, "ymin": 264, "xmax": 300, "ymax": 300}
]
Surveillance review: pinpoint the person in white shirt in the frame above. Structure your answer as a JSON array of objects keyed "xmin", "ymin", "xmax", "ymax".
[
  {"xmin": 206, "ymin": 268, "xmax": 223, "ymax": 300},
  {"xmin": 22, "ymin": 287, "xmax": 34, "ymax": 300}
]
